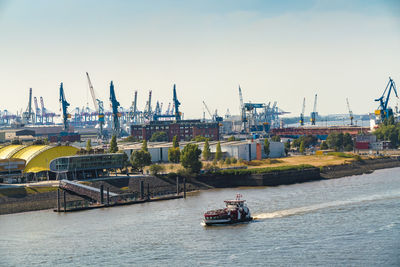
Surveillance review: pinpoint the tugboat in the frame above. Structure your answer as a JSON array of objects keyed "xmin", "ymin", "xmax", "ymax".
[{"xmin": 204, "ymin": 194, "xmax": 252, "ymax": 225}]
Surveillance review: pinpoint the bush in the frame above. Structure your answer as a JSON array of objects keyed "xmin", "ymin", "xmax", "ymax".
[
  {"xmin": 225, "ymin": 157, "xmax": 231, "ymax": 165},
  {"xmin": 150, "ymin": 131, "xmax": 168, "ymax": 142},
  {"xmin": 211, "ymin": 164, "xmax": 314, "ymax": 176},
  {"xmin": 149, "ymin": 164, "xmax": 165, "ymax": 175},
  {"xmin": 231, "ymin": 157, "xmax": 237, "ymax": 164}
]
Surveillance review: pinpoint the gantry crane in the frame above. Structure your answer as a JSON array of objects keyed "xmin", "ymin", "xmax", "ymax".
[
  {"xmin": 86, "ymin": 72, "xmax": 105, "ymax": 139},
  {"xmin": 374, "ymin": 77, "xmax": 398, "ymax": 121},
  {"xmin": 33, "ymin": 96, "xmax": 41, "ymax": 124},
  {"xmin": 59, "ymin": 82, "xmax": 70, "ymax": 131},
  {"xmin": 310, "ymin": 94, "xmax": 317, "ymax": 125},
  {"xmin": 346, "ymin": 98, "xmax": 354, "ymax": 126},
  {"xmin": 299, "ymin": 97, "xmax": 305, "ymax": 126},
  {"xmin": 109, "ymin": 81, "xmax": 121, "ymax": 137}
]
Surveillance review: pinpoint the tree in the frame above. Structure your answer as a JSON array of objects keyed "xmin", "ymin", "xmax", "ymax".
[
  {"xmin": 86, "ymin": 139, "xmax": 92, "ymax": 152},
  {"xmin": 271, "ymin": 135, "xmax": 281, "ymax": 142},
  {"xmin": 150, "ymin": 131, "xmax": 168, "ymax": 142},
  {"xmin": 109, "ymin": 135, "xmax": 118, "ymax": 153},
  {"xmin": 172, "ymin": 135, "xmax": 179, "ymax": 148},
  {"xmin": 168, "ymin": 147, "xmax": 181, "ymax": 163},
  {"xmin": 264, "ymin": 138, "xmax": 270, "ymax": 157},
  {"xmin": 320, "ymin": 141, "xmax": 328, "ymax": 150},
  {"xmin": 202, "ymin": 139, "xmax": 211, "ymax": 160},
  {"xmin": 227, "ymin": 136, "xmax": 236, "ymax": 142},
  {"xmin": 225, "ymin": 157, "xmax": 231, "ymax": 165},
  {"xmin": 343, "ymin": 133, "xmax": 353, "ymax": 151},
  {"xmin": 149, "ymin": 164, "xmax": 165, "ymax": 175},
  {"xmin": 142, "ymin": 139, "xmax": 148, "ymax": 152},
  {"xmin": 130, "ymin": 150, "xmax": 152, "ymax": 173},
  {"xmin": 299, "ymin": 140, "xmax": 305, "ymax": 154},
  {"xmin": 215, "ymin": 141, "xmax": 222, "ymax": 160},
  {"xmin": 284, "ymin": 140, "xmax": 291, "ymax": 155},
  {"xmin": 180, "ymin": 143, "xmax": 202, "ymax": 174},
  {"xmin": 192, "ymin": 135, "xmax": 208, "ymax": 142}
]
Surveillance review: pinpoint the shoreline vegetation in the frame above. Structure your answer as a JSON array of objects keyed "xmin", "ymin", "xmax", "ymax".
[{"xmin": 1, "ymin": 154, "xmax": 400, "ymax": 215}]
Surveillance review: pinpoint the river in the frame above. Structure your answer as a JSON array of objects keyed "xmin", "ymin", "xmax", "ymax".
[{"xmin": 1, "ymin": 168, "xmax": 399, "ymax": 266}]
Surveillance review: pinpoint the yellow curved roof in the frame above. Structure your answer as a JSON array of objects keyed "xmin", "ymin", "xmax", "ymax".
[
  {"xmin": 10, "ymin": 145, "xmax": 79, "ymax": 173},
  {"xmin": 0, "ymin": 145, "xmax": 25, "ymax": 159}
]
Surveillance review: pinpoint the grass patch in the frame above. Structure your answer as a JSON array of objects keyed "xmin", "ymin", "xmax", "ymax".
[
  {"xmin": 212, "ymin": 164, "xmax": 314, "ymax": 176},
  {"xmin": 0, "ymin": 186, "xmax": 57, "ymax": 198},
  {"xmin": 327, "ymin": 152, "xmax": 354, "ymax": 158}
]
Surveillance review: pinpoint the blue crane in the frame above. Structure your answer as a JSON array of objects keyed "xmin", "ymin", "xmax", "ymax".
[
  {"xmin": 152, "ymin": 84, "xmax": 182, "ymax": 121},
  {"xmin": 173, "ymin": 84, "xmax": 181, "ymax": 121},
  {"xmin": 109, "ymin": 81, "xmax": 121, "ymax": 137},
  {"xmin": 375, "ymin": 77, "xmax": 398, "ymax": 121},
  {"xmin": 59, "ymin": 82, "xmax": 70, "ymax": 131}
]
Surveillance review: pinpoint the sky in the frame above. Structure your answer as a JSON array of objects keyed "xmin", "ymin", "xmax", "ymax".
[{"xmin": 0, "ymin": 0, "xmax": 399, "ymax": 119}]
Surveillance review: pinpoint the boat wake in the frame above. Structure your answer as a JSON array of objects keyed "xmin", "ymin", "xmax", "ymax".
[{"xmin": 253, "ymin": 191, "xmax": 400, "ymax": 220}]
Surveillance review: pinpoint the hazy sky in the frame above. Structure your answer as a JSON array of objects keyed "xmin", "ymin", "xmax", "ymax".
[{"xmin": 0, "ymin": 0, "xmax": 399, "ymax": 119}]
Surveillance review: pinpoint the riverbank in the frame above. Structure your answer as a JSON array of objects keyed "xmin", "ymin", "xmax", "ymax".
[{"xmin": 1, "ymin": 156, "xmax": 400, "ymax": 215}]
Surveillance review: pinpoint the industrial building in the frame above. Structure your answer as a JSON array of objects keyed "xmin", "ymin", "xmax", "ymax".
[
  {"xmin": 130, "ymin": 120, "xmax": 220, "ymax": 142},
  {"xmin": 0, "ymin": 129, "xmax": 35, "ymax": 142},
  {"xmin": 50, "ymin": 153, "xmax": 125, "ymax": 180},
  {"xmin": 122, "ymin": 139, "xmax": 285, "ymax": 163}
]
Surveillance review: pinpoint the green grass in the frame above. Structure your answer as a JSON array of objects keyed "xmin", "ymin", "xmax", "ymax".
[
  {"xmin": 0, "ymin": 186, "xmax": 57, "ymax": 198},
  {"xmin": 212, "ymin": 164, "xmax": 314, "ymax": 176},
  {"xmin": 327, "ymin": 152, "xmax": 354, "ymax": 158}
]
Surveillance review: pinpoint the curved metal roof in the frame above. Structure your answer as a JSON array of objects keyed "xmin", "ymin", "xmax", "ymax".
[{"xmin": 0, "ymin": 145, "xmax": 26, "ymax": 159}]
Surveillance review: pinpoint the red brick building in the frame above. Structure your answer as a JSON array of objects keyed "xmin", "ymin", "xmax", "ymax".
[{"xmin": 130, "ymin": 120, "xmax": 220, "ymax": 141}]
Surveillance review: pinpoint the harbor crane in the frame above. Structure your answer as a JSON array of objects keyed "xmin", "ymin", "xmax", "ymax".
[
  {"xmin": 173, "ymin": 84, "xmax": 181, "ymax": 121},
  {"xmin": 346, "ymin": 98, "xmax": 354, "ymax": 126},
  {"xmin": 310, "ymin": 94, "xmax": 318, "ymax": 125},
  {"xmin": 34, "ymin": 96, "xmax": 41, "ymax": 124},
  {"xmin": 22, "ymin": 88, "xmax": 34, "ymax": 125},
  {"xmin": 202, "ymin": 101, "xmax": 223, "ymax": 122},
  {"xmin": 374, "ymin": 77, "xmax": 398, "ymax": 121},
  {"xmin": 239, "ymin": 85, "xmax": 247, "ymax": 130},
  {"xmin": 59, "ymin": 82, "xmax": 70, "ymax": 131},
  {"xmin": 109, "ymin": 81, "xmax": 121, "ymax": 137},
  {"xmin": 299, "ymin": 97, "xmax": 305, "ymax": 126},
  {"xmin": 86, "ymin": 72, "xmax": 105, "ymax": 139}
]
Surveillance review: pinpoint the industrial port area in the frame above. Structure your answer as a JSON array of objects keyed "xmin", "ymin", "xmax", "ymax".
[{"xmin": 0, "ymin": 74, "xmax": 399, "ymax": 185}]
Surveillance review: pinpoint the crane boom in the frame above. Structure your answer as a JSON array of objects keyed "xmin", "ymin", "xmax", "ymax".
[
  {"xmin": 202, "ymin": 101, "xmax": 213, "ymax": 119},
  {"xmin": 59, "ymin": 82, "xmax": 70, "ymax": 131},
  {"xmin": 310, "ymin": 93, "xmax": 317, "ymax": 125},
  {"xmin": 346, "ymin": 98, "xmax": 354, "ymax": 125},
  {"xmin": 109, "ymin": 81, "xmax": 120, "ymax": 137},
  {"xmin": 86, "ymin": 72, "xmax": 99, "ymax": 112},
  {"xmin": 173, "ymin": 84, "xmax": 181, "ymax": 121},
  {"xmin": 300, "ymin": 97, "xmax": 305, "ymax": 126}
]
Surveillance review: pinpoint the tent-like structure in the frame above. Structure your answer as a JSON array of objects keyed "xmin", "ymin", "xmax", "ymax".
[{"xmin": 0, "ymin": 145, "xmax": 79, "ymax": 173}]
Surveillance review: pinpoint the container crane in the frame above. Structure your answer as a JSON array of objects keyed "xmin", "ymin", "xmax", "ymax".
[
  {"xmin": 239, "ymin": 85, "xmax": 247, "ymax": 131},
  {"xmin": 346, "ymin": 98, "xmax": 354, "ymax": 126},
  {"xmin": 374, "ymin": 77, "xmax": 398, "ymax": 121},
  {"xmin": 109, "ymin": 81, "xmax": 121, "ymax": 137},
  {"xmin": 22, "ymin": 88, "xmax": 34, "ymax": 124},
  {"xmin": 59, "ymin": 82, "xmax": 70, "ymax": 131},
  {"xmin": 299, "ymin": 97, "xmax": 305, "ymax": 126},
  {"xmin": 33, "ymin": 97, "xmax": 41, "ymax": 124},
  {"xmin": 86, "ymin": 72, "xmax": 105, "ymax": 138},
  {"xmin": 173, "ymin": 84, "xmax": 181, "ymax": 121},
  {"xmin": 310, "ymin": 94, "xmax": 317, "ymax": 125},
  {"xmin": 130, "ymin": 90, "xmax": 138, "ymax": 124}
]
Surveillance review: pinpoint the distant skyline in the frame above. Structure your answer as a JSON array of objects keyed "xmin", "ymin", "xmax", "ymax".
[{"xmin": 0, "ymin": 0, "xmax": 399, "ymax": 119}]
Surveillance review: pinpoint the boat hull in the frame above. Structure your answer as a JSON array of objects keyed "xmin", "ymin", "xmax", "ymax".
[{"xmin": 204, "ymin": 217, "xmax": 253, "ymax": 226}]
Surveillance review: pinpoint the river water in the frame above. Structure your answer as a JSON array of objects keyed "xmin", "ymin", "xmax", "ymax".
[{"xmin": 1, "ymin": 168, "xmax": 399, "ymax": 266}]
